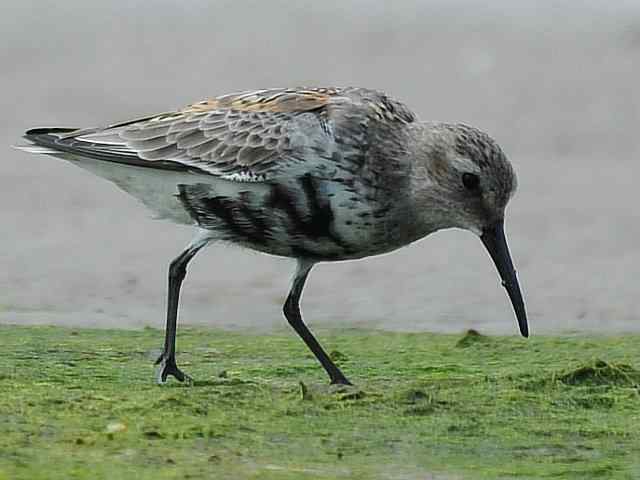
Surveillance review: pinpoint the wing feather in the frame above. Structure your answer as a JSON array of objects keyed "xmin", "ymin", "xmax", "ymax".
[{"xmin": 24, "ymin": 87, "xmax": 417, "ymax": 182}]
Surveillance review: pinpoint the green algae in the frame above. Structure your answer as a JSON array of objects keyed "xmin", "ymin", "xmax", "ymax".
[
  {"xmin": 0, "ymin": 325, "xmax": 639, "ymax": 479},
  {"xmin": 559, "ymin": 359, "xmax": 640, "ymax": 387},
  {"xmin": 455, "ymin": 328, "xmax": 492, "ymax": 348}
]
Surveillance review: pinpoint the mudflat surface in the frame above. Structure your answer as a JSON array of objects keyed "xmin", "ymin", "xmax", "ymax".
[
  {"xmin": 1, "ymin": 1, "xmax": 639, "ymax": 334},
  {"xmin": 2, "ymin": 325, "xmax": 639, "ymax": 479}
]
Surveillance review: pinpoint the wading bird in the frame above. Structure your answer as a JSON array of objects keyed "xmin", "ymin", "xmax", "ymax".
[{"xmin": 17, "ymin": 87, "xmax": 528, "ymax": 385}]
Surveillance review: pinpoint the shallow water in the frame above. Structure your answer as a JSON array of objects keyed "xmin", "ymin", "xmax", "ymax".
[{"xmin": 1, "ymin": 1, "xmax": 639, "ymax": 334}]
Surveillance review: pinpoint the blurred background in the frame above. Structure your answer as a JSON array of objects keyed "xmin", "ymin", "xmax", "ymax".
[{"xmin": 1, "ymin": 0, "xmax": 639, "ymax": 334}]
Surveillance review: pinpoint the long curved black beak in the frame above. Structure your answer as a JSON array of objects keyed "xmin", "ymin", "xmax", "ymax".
[{"xmin": 480, "ymin": 220, "xmax": 529, "ymax": 337}]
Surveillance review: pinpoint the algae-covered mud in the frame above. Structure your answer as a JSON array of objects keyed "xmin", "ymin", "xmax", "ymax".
[{"xmin": 1, "ymin": 326, "xmax": 639, "ymax": 479}]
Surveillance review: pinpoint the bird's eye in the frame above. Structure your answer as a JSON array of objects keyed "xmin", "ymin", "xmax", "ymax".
[{"xmin": 462, "ymin": 172, "xmax": 480, "ymax": 191}]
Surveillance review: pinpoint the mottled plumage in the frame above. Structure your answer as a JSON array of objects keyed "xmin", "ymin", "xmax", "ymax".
[{"xmin": 17, "ymin": 86, "xmax": 528, "ymax": 385}]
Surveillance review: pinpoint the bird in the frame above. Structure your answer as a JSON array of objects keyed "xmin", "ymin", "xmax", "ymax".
[{"xmin": 16, "ymin": 86, "xmax": 528, "ymax": 386}]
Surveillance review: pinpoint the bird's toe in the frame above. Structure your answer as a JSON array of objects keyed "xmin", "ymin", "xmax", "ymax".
[{"xmin": 155, "ymin": 354, "xmax": 193, "ymax": 385}]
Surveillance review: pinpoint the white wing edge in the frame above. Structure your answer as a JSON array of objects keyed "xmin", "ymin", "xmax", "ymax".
[{"xmin": 13, "ymin": 144, "xmax": 59, "ymax": 154}]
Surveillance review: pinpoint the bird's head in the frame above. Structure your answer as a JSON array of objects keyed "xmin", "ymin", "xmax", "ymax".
[{"xmin": 408, "ymin": 122, "xmax": 528, "ymax": 337}]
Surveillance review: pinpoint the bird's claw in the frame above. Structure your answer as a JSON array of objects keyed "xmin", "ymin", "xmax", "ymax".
[{"xmin": 155, "ymin": 352, "xmax": 193, "ymax": 385}]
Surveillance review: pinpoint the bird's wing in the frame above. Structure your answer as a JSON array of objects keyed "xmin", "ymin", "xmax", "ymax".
[{"xmin": 23, "ymin": 87, "xmax": 417, "ymax": 182}]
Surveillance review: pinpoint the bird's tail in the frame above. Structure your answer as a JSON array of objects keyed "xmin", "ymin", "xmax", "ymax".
[{"xmin": 13, "ymin": 128, "xmax": 79, "ymax": 154}]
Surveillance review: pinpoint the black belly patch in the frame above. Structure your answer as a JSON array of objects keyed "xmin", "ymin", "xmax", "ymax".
[
  {"xmin": 267, "ymin": 174, "xmax": 348, "ymax": 250},
  {"xmin": 177, "ymin": 185, "xmax": 270, "ymax": 246},
  {"xmin": 178, "ymin": 176, "xmax": 352, "ymax": 259}
]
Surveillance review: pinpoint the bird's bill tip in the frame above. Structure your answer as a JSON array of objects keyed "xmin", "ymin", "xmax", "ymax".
[{"xmin": 480, "ymin": 220, "xmax": 529, "ymax": 338}]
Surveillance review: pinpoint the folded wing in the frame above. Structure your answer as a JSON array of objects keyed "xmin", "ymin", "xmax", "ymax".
[{"xmin": 23, "ymin": 87, "xmax": 417, "ymax": 183}]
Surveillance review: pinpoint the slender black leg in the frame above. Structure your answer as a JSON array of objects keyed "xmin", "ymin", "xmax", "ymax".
[
  {"xmin": 155, "ymin": 236, "xmax": 208, "ymax": 384},
  {"xmin": 283, "ymin": 260, "xmax": 352, "ymax": 385}
]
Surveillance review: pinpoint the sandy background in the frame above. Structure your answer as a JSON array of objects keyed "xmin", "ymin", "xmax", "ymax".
[{"xmin": 1, "ymin": 0, "xmax": 639, "ymax": 335}]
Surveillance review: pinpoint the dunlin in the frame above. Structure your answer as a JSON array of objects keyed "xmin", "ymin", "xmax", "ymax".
[{"xmin": 18, "ymin": 87, "xmax": 528, "ymax": 385}]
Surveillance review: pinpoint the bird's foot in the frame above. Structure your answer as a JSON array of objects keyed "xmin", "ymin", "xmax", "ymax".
[
  {"xmin": 154, "ymin": 352, "xmax": 193, "ymax": 385},
  {"xmin": 330, "ymin": 374, "xmax": 353, "ymax": 386}
]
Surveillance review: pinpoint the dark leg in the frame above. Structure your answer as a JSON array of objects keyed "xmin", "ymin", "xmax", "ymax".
[
  {"xmin": 155, "ymin": 235, "xmax": 209, "ymax": 384},
  {"xmin": 283, "ymin": 260, "xmax": 352, "ymax": 385}
]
